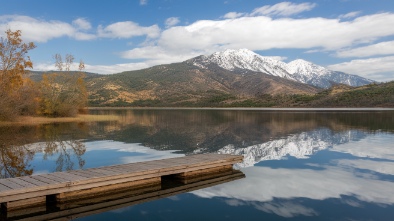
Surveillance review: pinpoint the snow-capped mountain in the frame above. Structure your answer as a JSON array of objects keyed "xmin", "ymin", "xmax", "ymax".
[
  {"xmin": 191, "ymin": 49, "xmax": 374, "ymax": 88},
  {"xmin": 191, "ymin": 49, "xmax": 294, "ymax": 80}
]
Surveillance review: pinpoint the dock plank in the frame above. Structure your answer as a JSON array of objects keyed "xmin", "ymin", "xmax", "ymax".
[
  {"xmin": 40, "ymin": 174, "xmax": 72, "ymax": 183},
  {"xmin": 68, "ymin": 170, "xmax": 106, "ymax": 178},
  {"xmin": 0, "ymin": 154, "xmax": 243, "ymax": 207},
  {"xmin": 88, "ymin": 168, "xmax": 120, "ymax": 176},
  {"xmin": 5, "ymin": 178, "xmax": 37, "ymax": 188},
  {"xmin": 16, "ymin": 176, "xmax": 51, "ymax": 186},
  {"xmin": 30, "ymin": 175, "xmax": 61, "ymax": 185},
  {"xmin": 0, "ymin": 183, "xmax": 11, "ymax": 191},
  {"xmin": 0, "ymin": 179, "xmax": 25, "ymax": 189},
  {"xmin": 50, "ymin": 172, "xmax": 87, "ymax": 182}
]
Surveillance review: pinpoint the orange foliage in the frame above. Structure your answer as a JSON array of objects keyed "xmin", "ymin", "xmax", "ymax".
[{"xmin": 0, "ymin": 29, "xmax": 37, "ymax": 120}]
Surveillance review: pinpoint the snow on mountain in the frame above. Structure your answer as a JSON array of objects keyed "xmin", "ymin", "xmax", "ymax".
[
  {"xmin": 287, "ymin": 59, "xmax": 330, "ymax": 76},
  {"xmin": 191, "ymin": 49, "xmax": 374, "ymax": 88},
  {"xmin": 191, "ymin": 49, "xmax": 295, "ymax": 80}
]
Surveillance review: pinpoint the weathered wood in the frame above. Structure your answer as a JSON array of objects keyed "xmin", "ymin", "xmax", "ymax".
[
  {"xmin": 6, "ymin": 205, "xmax": 47, "ymax": 219},
  {"xmin": 0, "ymin": 179, "xmax": 25, "ymax": 189},
  {"xmin": 4, "ymin": 178, "xmax": 37, "ymax": 188},
  {"xmin": 56, "ymin": 177, "xmax": 161, "ymax": 203},
  {"xmin": 50, "ymin": 172, "xmax": 87, "ymax": 182},
  {"xmin": 9, "ymin": 170, "xmax": 245, "ymax": 221},
  {"xmin": 29, "ymin": 175, "xmax": 61, "ymax": 185},
  {"xmin": 0, "ymin": 153, "xmax": 243, "ymax": 212},
  {"xmin": 6, "ymin": 196, "xmax": 46, "ymax": 211},
  {"xmin": 16, "ymin": 176, "xmax": 51, "ymax": 186},
  {"xmin": 0, "ymin": 183, "xmax": 11, "ymax": 191},
  {"xmin": 57, "ymin": 184, "xmax": 161, "ymax": 209}
]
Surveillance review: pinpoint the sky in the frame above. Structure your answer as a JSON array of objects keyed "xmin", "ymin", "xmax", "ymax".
[{"xmin": 1, "ymin": 0, "xmax": 394, "ymax": 82}]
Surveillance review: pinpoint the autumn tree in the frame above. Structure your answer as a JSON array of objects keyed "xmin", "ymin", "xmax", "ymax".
[
  {"xmin": 0, "ymin": 29, "xmax": 37, "ymax": 120},
  {"xmin": 39, "ymin": 54, "xmax": 88, "ymax": 117}
]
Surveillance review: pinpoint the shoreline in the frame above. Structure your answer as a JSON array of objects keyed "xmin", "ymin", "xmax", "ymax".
[
  {"xmin": 87, "ymin": 107, "xmax": 394, "ymax": 111},
  {"xmin": 2, "ymin": 107, "xmax": 393, "ymax": 126},
  {"xmin": 0, "ymin": 114, "xmax": 120, "ymax": 126}
]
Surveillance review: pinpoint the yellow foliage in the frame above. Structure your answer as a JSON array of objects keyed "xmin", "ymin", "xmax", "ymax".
[
  {"xmin": 39, "ymin": 69, "xmax": 87, "ymax": 117},
  {"xmin": 0, "ymin": 29, "xmax": 36, "ymax": 121}
]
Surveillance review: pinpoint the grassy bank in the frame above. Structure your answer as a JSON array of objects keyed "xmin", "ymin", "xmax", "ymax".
[{"xmin": 0, "ymin": 114, "xmax": 120, "ymax": 126}]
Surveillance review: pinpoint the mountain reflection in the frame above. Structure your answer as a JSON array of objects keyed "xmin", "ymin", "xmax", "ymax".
[
  {"xmin": 91, "ymin": 109, "xmax": 394, "ymax": 155},
  {"xmin": 192, "ymin": 131, "xmax": 394, "ymax": 218},
  {"xmin": 218, "ymin": 129, "xmax": 367, "ymax": 168},
  {"xmin": 1, "ymin": 109, "xmax": 393, "ymax": 220},
  {"xmin": 1, "ymin": 109, "xmax": 394, "ymax": 179}
]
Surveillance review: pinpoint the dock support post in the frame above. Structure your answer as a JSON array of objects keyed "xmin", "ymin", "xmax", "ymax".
[{"xmin": 0, "ymin": 203, "xmax": 7, "ymax": 220}]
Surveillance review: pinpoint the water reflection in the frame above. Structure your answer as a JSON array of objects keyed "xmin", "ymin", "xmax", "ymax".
[
  {"xmin": 0, "ymin": 109, "xmax": 393, "ymax": 220},
  {"xmin": 1, "ymin": 109, "xmax": 394, "ymax": 176},
  {"xmin": 193, "ymin": 133, "xmax": 394, "ymax": 219},
  {"xmin": 38, "ymin": 124, "xmax": 86, "ymax": 172},
  {"xmin": 90, "ymin": 109, "xmax": 394, "ymax": 154},
  {"xmin": 218, "ymin": 129, "xmax": 368, "ymax": 167},
  {"xmin": 0, "ymin": 124, "xmax": 88, "ymax": 177}
]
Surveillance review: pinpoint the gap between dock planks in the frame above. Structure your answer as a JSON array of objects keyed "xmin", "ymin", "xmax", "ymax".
[{"xmin": 0, "ymin": 154, "xmax": 243, "ymax": 205}]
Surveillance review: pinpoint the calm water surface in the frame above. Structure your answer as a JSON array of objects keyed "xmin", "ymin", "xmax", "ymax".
[{"xmin": 1, "ymin": 108, "xmax": 394, "ymax": 220}]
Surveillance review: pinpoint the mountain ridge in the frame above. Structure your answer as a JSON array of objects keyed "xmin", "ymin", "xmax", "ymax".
[
  {"xmin": 29, "ymin": 48, "xmax": 393, "ymax": 107},
  {"xmin": 190, "ymin": 49, "xmax": 374, "ymax": 88}
]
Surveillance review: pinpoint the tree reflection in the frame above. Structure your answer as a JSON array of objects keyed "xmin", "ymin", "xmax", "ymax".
[
  {"xmin": 0, "ymin": 126, "xmax": 35, "ymax": 178},
  {"xmin": 38, "ymin": 123, "xmax": 86, "ymax": 172},
  {"xmin": 0, "ymin": 123, "xmax": 88, "ymax": 178}
]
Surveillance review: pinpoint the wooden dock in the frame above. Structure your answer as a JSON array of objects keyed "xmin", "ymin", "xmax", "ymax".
[
  {"xmin": 5, "ymin": 169, "xmax": 245, "ymax": 221},
  {"xmin": 0, "ymin": 154, "xmax": 243, "ymax": 213}
]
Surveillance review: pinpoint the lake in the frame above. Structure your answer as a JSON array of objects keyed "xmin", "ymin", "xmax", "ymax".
[{"xmin": 1, "ymin": 108, "xmax": 394, "ymax": 220}]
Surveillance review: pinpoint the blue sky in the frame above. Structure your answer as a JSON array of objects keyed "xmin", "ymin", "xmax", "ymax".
[{"xmin": 1, "ymin": 0, "xmax": 394, "ymax": 81}]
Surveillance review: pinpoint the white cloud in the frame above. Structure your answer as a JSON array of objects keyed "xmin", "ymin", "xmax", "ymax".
[
  {"xmin": 339, "ymin": 11, "xmax": 362, "ymax": 19},
  {"xmin": 328, "ymin": 56, "xmax": 394, "ymax": 82},
  {"xmin": 223, "ymin": 12, "xmax": 245, "ymax": 19},
  {"xmin": 0, "ymin": 15, "xmax": 82, "ymax": 42},
  {"xmin": 336, "ymin": 40, "xmax": 394, "ymax": 58},
  {"xmin": 0, "ymin": 15, "xmax": 159, "ymax": 42},
  {"xmin": 250, "ymin": 2, "xmax": 317, "ymax": 17},
  {"xmin": 73, "ymin": 32, "xmax": 96, "ymax": 41},
  {"xmin": 147, "ymin": 12, "xmax": 394, "ymax": 53},
  {"xmin": 113, "ymin": 12, "xmax": 394, "ymax": 76},
  {"xmin": 97, "ymin": 21, "xmax": 160, "ymax": 39},
  {"xmin": 120, "ymin": 46, "xmax": 204, "ymax": 68},
  {"xmin": 165, "ymin": 17, "xmax": 180, "ymax": 28},
  {"xmin": 84, "ymin": 62, "xmax": 151, "ymax": 74},
  {"xmin": 34, "ymin": 61, "xmax": 151, "ymax": 74},
  {"xmin": 72, "ymin": 18, "xmax": 92, "ymax": 30},
  {"xmin": 140, "ymin": 0, "xmax": 147, "ymax": 5}
]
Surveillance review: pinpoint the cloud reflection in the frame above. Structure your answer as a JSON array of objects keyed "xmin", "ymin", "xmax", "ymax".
[
  {"xmin": 193, "ymin": 163, "xmax": 394, "ymax": 216},
  {"xmin": 85, "ymin": 141, "xmax": 184, "ymax": 164},
  {"xmin": 253, "ymin": 201, "xmax": 318, "ymax": 218},
  {"xmin": 330, "ymin": 133, "xmax": 394, "ymax": 160}
]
